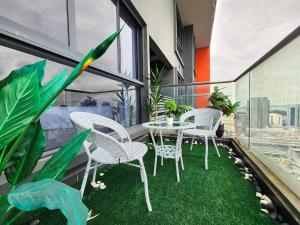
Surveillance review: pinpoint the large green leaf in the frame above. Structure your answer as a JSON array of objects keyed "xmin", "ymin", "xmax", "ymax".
[
  {"xmin": 0, "ymin": 195, "xmax": 10, "ymax": 223},
  {"xmin": 34, "ymin": 130, "xmax": 90, "ymax": 181},
  {"xmin": 8, "ymin": 179, "xmax": 88, "ymax": 225},
  {"xmin": 0, "ymin": 64, "xmax": 41, "ymax": 149},
  {"xmin": 91, "ymin": 28, "xmax": 122, "ymax": 60},
  {"xmin": 40, "ymin": 68, "xmax": 67, "ymax": 110},
  {"xmin": 0, "ymin": 60, "xmax": 45, "ymax": 89},
  {"xmin": 5, "ymin": 121, "xmax": 45, "ymax": 186}
]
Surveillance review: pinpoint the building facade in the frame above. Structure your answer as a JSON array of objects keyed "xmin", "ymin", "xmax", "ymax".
[{"xmin": 0, "ymin": 0, "xmax": 215, "ymax": 151}]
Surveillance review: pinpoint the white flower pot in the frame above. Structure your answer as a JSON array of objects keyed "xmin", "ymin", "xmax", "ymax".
[{"xmin": 166, "ymin": 117, "xmax": 173, "ymax": 126}]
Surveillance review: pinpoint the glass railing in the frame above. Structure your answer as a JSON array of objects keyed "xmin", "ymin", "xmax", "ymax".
[
  {"xmin": 160, "ymin": 31, "xmax": 300, "ymax": 198},
  {"xmin": 160, "ymin": 81, "xmax": 236, "ymax": 138}
]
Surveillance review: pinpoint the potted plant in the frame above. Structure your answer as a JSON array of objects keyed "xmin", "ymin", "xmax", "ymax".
[
  {"xmin": 209, "ymin": 86, "xmax": 240, "ymax": 138},
  {"xmin": 145, "ymin": 66, "xmax": 167, "ymax": 121},
  {"xmin": 174, "ymin": 104, "xmax": 194, "ymax": 119},
  {"xmin": 164, "ymin": 100, "xmax": 177, "ymax": 126}
]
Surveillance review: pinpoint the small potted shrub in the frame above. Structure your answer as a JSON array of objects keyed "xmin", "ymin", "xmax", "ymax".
[
  {"xmin": 174, "ymin": 104, "xmax": 194, "ymax": 119},
  {"xmin": 164, "ymin": 100, "xmax": 177, "ymax": 126},
  {"xmin": 209, "ymin": 86, "xmax": 240, "ymax": 138}
]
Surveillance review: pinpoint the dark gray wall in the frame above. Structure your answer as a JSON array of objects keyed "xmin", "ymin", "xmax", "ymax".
[{"xmin": 183, "ymin": 25, "xmax": 196, "ymax": 83}]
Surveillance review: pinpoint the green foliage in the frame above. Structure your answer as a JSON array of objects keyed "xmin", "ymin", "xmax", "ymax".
[
  {"xmin": 174, "ymin": 105, "xmax": 194, "ymax": 118},
  {"xmin": 164, "ymin": 100, "xmax": 177, "ymax": 118},
  {"xmin": 40, "ymin": 69, "xmax": 67, "ymax": 110},
  {"xmin": 0, "ymin": 62, "xmax": 41, "ymax": 150},
  {"xmin": 8, "ymin": 179, "xmax": 88, "ymax": 225},
  {"xmin": 146, "ymin": 66, "xmax": 167, "ymax": 120},
  {"xmin": 209, "ymin": 86, "xmax": 240, "ymax": 117},
  {"xmin": 5, "ymin": 121, "xmax": 45, "ymax": 186},
  {"xmin": 34, "ymin": 130, "xmax": 90, "ymax": 181},
  {"xmin": 0, "ymin": 30, "xmax": 121, "ymax": 224}
]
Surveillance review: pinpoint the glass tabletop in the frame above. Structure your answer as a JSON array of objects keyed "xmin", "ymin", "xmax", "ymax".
[{"xmin": 142, "ymin": 121, "xmax": 195, "ymax": 130}]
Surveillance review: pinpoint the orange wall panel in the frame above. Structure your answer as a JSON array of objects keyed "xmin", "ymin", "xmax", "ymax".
[{"xmin": 195, "ymin": 47, "xmax": 210, "ymax": 108}]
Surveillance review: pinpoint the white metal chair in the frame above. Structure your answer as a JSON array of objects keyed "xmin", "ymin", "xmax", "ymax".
[
  {"xmin": 180, "ymin": 108, "xmax": 222, "ymax": 170},
  {"xmin": 70, "ymin": 112, "xmax": 152, "ymax": 212}
]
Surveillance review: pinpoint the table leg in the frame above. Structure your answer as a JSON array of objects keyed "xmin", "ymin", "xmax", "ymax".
[
  {"xmin": 159, "ymin": 130, "xmax": 164, "ymax": 166},
  {"xmin": 149, "ymin": 129, "xmax": 158, "ymax": 176}
]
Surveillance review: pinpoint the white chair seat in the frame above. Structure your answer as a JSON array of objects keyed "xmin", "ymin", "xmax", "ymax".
[
  {"xmin": 91, "ymin": 142, "xmax": 148, "ymax": 164},
  {"xmin": 183, "ymin": 129, "xmax": 214, "ymax": 137}
]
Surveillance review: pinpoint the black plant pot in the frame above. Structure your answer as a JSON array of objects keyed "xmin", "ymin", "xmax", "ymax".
[{"xmin": 216, "ymin": 123, "xmax": 225, "ymax": 138}]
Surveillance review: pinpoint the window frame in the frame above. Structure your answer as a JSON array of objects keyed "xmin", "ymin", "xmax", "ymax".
[
  {"xmin": 173, "ymin": 0, "xmax": 184, "ymax": 67},
  {"xmin": 0, "ymin": 0, "xmax": 147, "ymax": 153}
]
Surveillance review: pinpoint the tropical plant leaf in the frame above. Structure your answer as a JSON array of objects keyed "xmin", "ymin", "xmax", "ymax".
[
  {"xmin": 40, "ymin": 68, "xmax": 67, "ymax": 110},
  {"xmin": 0, "ymin": 64, "xmax": 40, "ymax": 150},
  {"xmin": 92, "ymin": 28, "xmax": 123, "ymax": 60},
  {"xmin": 33, "ymin": 130, "xmax": 90, "ymax": 181},
  {"xmin": 0, "ymin": 195, "xmax": 10, "ymax": 223},
  {"xmin": 64, "ymin": 29, "xmax": 122, "ymax": 88},
  {"xmin": 8, "ymin": 179, "xmax": 88, "ymax": 225},
  {"xmin": 5, "ymin": 121, "xmax": 45, "ymax": 186},
  {"xmin": 0, "ymin": 60, "xmax": 45, "ymax": 89}
]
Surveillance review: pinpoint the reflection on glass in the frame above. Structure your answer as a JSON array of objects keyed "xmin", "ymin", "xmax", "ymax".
[
  {"xmin": 43, "ymin": 74, "xmax": 137, "ymax": 150},
  {"xmin": 120, "ymin": 15, "xmax": 137, "ymax": 78},
  {"xmin": 75, "ymin": 0, "xmax": 118, "ymax": 71},
  {"xmin": 235, "ymin": 74, "xmax": 250, "ymax": 148},
  {"xmin": 0, "ymin": 0, "xmax": 68, "ymax": 44},
  {"xmin": 0, "ymin": 45, "xmax": 138, "ymax": 151},
  {"xmin": 249, "ymin": 36, "xmax": 300, "ymax": 197}
]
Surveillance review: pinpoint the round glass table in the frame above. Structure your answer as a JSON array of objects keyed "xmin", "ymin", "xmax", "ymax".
[{"xmin": 143, "ymin": 121, "xmax": 195, "ymax": 182}]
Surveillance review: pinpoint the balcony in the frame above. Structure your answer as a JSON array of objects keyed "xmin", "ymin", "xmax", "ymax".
[
  {"xmin": 0, "ymin": 1, "xmax": 299, "ymax": 224},
  {"xmin": 0, "ymin": 26, "xmax": 298, "ymax": 225}
]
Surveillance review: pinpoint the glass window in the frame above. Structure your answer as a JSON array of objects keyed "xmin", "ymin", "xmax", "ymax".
[
  {"xmin": 249, "ymin": 36, "xmax": 300, "ymax": 197},
  {"xmin": 0, "ymin": 45, "xmax": 139, "ymax": 151},
  {"xmin": 75, "ymin": 0, "xmax": 118, "ymax": 71},
  {"xmin": 120, "ymin": 11, "xmax": 137, "ymax": 78},
  {"xmin": 176, "ymin": 5, "xmax": 184, "ymax": 59},
  {"xmin": 0, "ymin": 0, "xmax": 68, "ymax": 44},
  {"xmin": 235, "ymin": 73, "xmax": 250, "ymax": 149}
]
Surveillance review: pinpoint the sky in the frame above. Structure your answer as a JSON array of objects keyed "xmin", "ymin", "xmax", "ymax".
[{"xmin": 211, "ymin": 0, "xmax": 300, "ymax": 82}]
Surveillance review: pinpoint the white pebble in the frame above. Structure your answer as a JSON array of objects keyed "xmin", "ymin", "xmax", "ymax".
[
  {"xmin": 100, "ymin": 173, "xmax": 104, "ymax": 176},
  {"xmin": 261, "ymin": 209, "xmax": 269, "ymax": 214},
  {"xmin": 256, "ymin": 192, "xmax": 263, "ymax": 198},
  {"xmin": 260, "ymin": 199, "xmax": 269, "ymax": 205}
]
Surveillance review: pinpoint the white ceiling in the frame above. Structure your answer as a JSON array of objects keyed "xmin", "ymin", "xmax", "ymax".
[{"xmin": 177, "ymin": 0, "xmax": 216, "ymax": 48}]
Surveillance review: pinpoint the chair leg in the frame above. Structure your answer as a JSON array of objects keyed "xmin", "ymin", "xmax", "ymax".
[
  {"xmin": 140, "ymin": 166, "xmax": 144, "ymax": 182},
  {"xmin": 190, "ymin": 136, "xmax": 195, "ymax": 151},
  {"xmin": 153, "ymin": 152, "xmax": 158, "ymax": 176},
  {"xmin": 212, "ymin": 136, "xmax": 220, "ymax": 157},
  {"xmin": 80, "ymin": 159, "xmax": 92, "ymax": 197},
  {"xmin": 91, "ymin": 162, "xmax": 98, "ymax": 184},
  {"xmin": 161, "ymin": 156, "xmax": 164, "ymax": 166},
  {"xmin": 175, "ymin": 157, "xmax": 180, "ymax": 182},
  {"xmin": 139, "ymin": 159, "xmax": 152, "ymax": 212},
  {"xmin": 180, "ymin": 155, "xmax": 184, "ymax": 170},
  {"xmin": 205, "ymin": 137, "xmax": 208, "ymax": 170}
]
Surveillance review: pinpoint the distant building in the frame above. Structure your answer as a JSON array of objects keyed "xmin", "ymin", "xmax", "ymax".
[
  {"xmin": 287, "ymin": 105, "xmax": 300, "ymax": 128},
  {"xmin": 269, "ymin": 113, "xmax": 283, "ymax": 128},
  {"xmin": 249, "ymin": 97, "xmax": 270, "ymax": 128}
]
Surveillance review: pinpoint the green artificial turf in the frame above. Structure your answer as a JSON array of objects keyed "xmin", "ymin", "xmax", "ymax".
[{"xmin": 13, "ymin": 142, "xmax": 279, "ymax": 225}]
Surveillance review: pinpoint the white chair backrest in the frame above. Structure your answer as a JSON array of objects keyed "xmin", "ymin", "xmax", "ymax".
[
  {"xmin": 180, "ymin": 108, "xmax": 222, "ymax": 133},
  {"xmin": 70, "ymin": 112, "xmax": 130, "ymax": 161}
]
